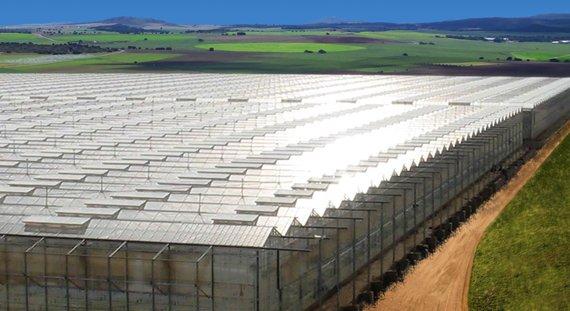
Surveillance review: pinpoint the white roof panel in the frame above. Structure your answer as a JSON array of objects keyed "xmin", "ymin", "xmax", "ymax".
[{"xmin": 0, "ymin": 73, "xmax": 567, "ymax": 247}]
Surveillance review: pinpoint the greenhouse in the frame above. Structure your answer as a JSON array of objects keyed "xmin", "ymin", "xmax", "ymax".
[{"xmin": 0, "ymin": 74, "xmax": 568, "ymax": 310}]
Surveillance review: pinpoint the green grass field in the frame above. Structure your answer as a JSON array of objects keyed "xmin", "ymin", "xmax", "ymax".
[
  {"xmin": 196, "ymin": 42, "xmax": 365, "ymax": 53},
  {"xmin": 469, "ymin": 135, "xmax": 570, "ymax": 310},
  {"xmin": 0, "ymin": 53, "xmax": 37, "ymax": 62},
  {"xmin": 1, "ymin": 30, "xmax": 569, "ymax": 73},
  {"xmin": 52, "ymin": 33, "xmax": 194, "ymax": 43},
  {"xmin": 0, "ymin": 52, "xmax": 178, "ymax": 73},
  {"xmin": 360, "ymin": 30, "xmax": 441, "ymax": 41},
  {"xmin": 222, "ymin": 29, "xmax": 351, "ymax": 36},
  {"xmin": 0, "ymin": 33, "xmax": 52, "ymax": 44},
  {"xmin": 51, "ymin": 32, "xmax": 198, "ymax": 50},
  {"xmin": 512, "ymin": 51, "xmax": 570, "ymax": 61}
]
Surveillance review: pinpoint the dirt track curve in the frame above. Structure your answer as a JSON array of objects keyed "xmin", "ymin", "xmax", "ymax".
[{"xmin": 369, "ymin": 122, "xmax": 570, "ymax": 311}]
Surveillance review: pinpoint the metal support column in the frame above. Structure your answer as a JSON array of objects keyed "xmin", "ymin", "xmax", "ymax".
[
  {"xmin": 65, "ymin": 239, "xmax": 85, "ymax": 311},
  {"xmin": 276, "ymin": 249, "xmax": 281, "ymax": 311},
  {"xmin": 24, "ymin": 237, "xmax": 45, "ymax": 311},
  {"xmin": 255, "ymin": 250, "xmax": 260, "ymax": 311},
  {"xmin": 151, "ymin": 243, "xmax": 169, "ymax": 311},
  {"xmin": 195, "ymin": 246, "xmax": 213, "ymax": 311},
  {"xmin": 1, "ymin": 235, "xmax": 9, "ymax": 311},
  {"xmin": 107, "ymin": 241, "xmax": 127, "ymax": 310}
]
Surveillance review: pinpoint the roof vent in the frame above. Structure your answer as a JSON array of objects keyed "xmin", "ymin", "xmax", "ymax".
[
  {"xmin": 212, "ymin": 214, "xmax": 259, "ymax": 226},
  {"xmin": 23, "ymin": 216, "xmax": 91, "ymax": 233}
]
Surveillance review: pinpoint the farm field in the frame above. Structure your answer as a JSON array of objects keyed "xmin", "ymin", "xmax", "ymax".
[
  {"xmin": 469, "ymin": 134, "xmax": 570, "ymax": 310},
  {"xmin": 50, "ymin": 33, "xmax": 198, "ymax": 50},
  {"xmin": 195, "ymin": 42, "xmax": 364, "ymax": 53},
  {"xmin": 1, "ymin": 29, "xmax": 570, "ymax": 74},
  {"xmin": 0, "ymin": 32, "xmax": 52, "ymax": 44},
  {"xmin": 511, "ymin": 51, "xmax": 570, "ymax": 61},
  {"xmin": 0, "ymin": 52, "xmax": 177, "ymax": 72}
]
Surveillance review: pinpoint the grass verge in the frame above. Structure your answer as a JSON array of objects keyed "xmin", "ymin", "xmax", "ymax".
[{"xmin": 469, "ymin": 135, "xmax": 570, "ymax": 310}]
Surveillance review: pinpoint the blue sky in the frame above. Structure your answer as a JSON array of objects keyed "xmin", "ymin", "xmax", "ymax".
[{"xmin": 1, "ymin": 0, "xmax": 569, "ymax": 25}]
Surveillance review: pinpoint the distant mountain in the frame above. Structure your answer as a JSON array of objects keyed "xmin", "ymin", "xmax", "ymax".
[
  {"xmin": 4, "ymin": 14, "xmax": 570, "ymax": 34},
  {"xmin": 283, "ymin": 21, "xmax": 406, "ymax": 31},
  {"xmin": 421, "ymin": 15, "xmax": 570, "ymax": 32},
  {"xmin": 531, "ymin": 14, "xmax": 570, "ymax": 20},
  {"xmin": 94, "ymin": 16, "xmax": 178, "ymax": 27},
  {"xmin": 92, "ymin": 24, "xmax": 168, "ymax": 34},
  {"xmin": 283, "ymin": 14, "xmax": 570, "ymax": 33}
]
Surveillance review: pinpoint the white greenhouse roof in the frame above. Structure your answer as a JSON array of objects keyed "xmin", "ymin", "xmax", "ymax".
[{"xmin": 0, "ymin": 73, "xmax": 568, "ymax": 248}]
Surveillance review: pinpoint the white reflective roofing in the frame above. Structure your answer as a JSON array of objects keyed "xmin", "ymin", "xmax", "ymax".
[
  {"xmin": 0, "ymin": 74, "xmax": 568, "ymax": 247},
  {"xmin": 0, "ymin": 74, "xmax": 568, "ymax": 108}
]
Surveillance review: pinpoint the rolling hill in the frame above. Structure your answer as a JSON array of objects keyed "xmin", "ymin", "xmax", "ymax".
[
  {"xmin": 283, "ymin": 14, "xmax": 570, "ymax": 33},
  {"xmin": 94, "ymin": 16, "xmax": 178, "ymax": 27}
]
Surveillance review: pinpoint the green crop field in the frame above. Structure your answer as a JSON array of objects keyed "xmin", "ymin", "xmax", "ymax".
[
  {"xmin": 360, "ymin": 30, "xmax": 441, "ymax": 41},
  {"xmin": 222, "ymin": 29, "xmax": 351, "ymax": 36},
  {"xmin": 196, "ymin": 42, "xmax": 365, "ymax": 53},
  {"xmin": 48, "ymin": 32, "xmax": 198, "ymax": 50},
  {"xmin": 512, "ymin": 51, "xmax": 570, "ymax": 61},
  {"xmin": 0, "ymin": 52, "xmax": 178, "ymax": 73},
  {"xmin": 1, "ymin": 30, "xmax": 569, "ymax": 73},
  {"xmin": 52, "ymin": 33, "xmax": 196, "ymax": 45},
  {"xmin": 469, "ymin": 135, "xmax": 570, "ymax": 310},
  {"xmin": 0, "ymin": 33, "xmax": 52, "ymax": 44},
  {"xmin": 0, "ymin": 53, "xmax": 37, "ymax": 62}
]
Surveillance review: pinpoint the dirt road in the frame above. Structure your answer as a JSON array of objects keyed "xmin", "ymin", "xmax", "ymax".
[{"xmin": 369, "ymin": 122, "xmax": 570, "ymax": 311}]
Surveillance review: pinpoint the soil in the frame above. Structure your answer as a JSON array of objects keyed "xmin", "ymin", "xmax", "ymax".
[
  {"xmin": 368, "ymin": 122, "xmax": 570, "ymax": 311},
  {"xmin": 303, "ymin": 35, "xmax": 390, "ymax": 44}
]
